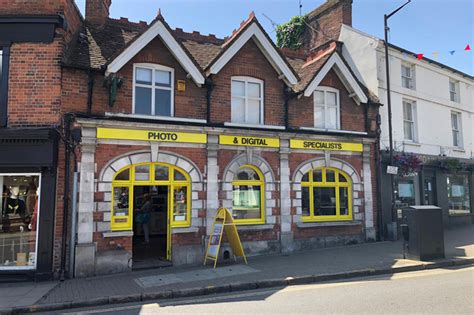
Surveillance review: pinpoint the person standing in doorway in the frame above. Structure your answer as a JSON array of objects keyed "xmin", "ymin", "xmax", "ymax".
[{"xmin": 138, "ymin": 194, "xmax": 152, "ymax": 244}]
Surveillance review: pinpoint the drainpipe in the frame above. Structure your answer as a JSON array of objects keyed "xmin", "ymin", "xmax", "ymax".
[
  {"xmin": 60, "ymin": 113, "xmax": 73, "ymax": 281},
  {"xmin": 86, "ymin": 70, "xmax": 94, "ymax": 115},
  {"xmin": 374, "ymin": 110, "xmax": 384, "ymax": 240},
  {"xmin": 68, "ymin": 153, "xmax": 79, "ymax": 277},
  {"xmin": 205, "ymin": 76, "xmax": 214, "ymax": 124}
]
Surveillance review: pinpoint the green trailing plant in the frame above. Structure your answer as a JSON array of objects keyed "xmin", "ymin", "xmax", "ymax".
[
  {"xmin": 276, "ymin": 15, "xmax": 307, "ymax": 49},
  {"xmin": 439, "ymin": 158, "xmax": 464, "ymax": 173}
]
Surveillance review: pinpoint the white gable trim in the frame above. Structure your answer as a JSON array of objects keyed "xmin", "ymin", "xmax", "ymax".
[
  {"xmin": 208, "ymin": 23, "xmax": 298, "ymax": 86},
  {"xmin": 303, "ymin": 53, "xmax": 368, "ymax": 103},
  {"xmin": 106, "ymin": 20, "xmax": 205, "ymax": 85}
]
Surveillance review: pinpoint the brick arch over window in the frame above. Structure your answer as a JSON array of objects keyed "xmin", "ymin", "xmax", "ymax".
[
  {"xmin": 293, "ymin": 158, "xmax": 360, "ymax": 184},
  {"xmin": 99, "ymin": 150, "xmax": 203, "ymax": 186},
  {"xmin": 221, "ymin": 153, "xmax": 277, "ymax": 225}
]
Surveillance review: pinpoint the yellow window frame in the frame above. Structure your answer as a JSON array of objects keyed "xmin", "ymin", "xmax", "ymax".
[
  {"xmin": 231, "ymin": 164, "xmax": 265, "ymax": 225},
  {"xmin": 301, "ymin": 167, "xmax": 353, "ymax": 222},
  {"xmin": 111, "ymin": 162, "xmax": 191, "ymax": 231}
]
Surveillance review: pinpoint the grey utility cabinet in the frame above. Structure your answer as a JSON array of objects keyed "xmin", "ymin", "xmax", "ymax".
[{"xmin": 403, "ymin": 206, "xmax": 445, "ymax": 261}]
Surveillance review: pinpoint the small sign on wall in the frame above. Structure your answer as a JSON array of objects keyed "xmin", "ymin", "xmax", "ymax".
[{"xmin": 387, "ymin": 165, "xmax": 399, "ymax": 175}]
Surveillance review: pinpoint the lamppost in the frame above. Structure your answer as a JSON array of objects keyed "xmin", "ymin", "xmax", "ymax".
[{"xmin": 384, "ymin": 0, "xmax": 411, "ymax": 240}]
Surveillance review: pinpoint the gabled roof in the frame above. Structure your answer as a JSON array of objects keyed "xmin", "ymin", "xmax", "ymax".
[
  {"xmin": 206, "ymin": 13, "xmax": 299, "ymax": 86},
  {"xmin": 283, "ymin": 42, "xmax": 376, "ymax": 104},
  {"xmin": 62, "ymin": 13, "xmax": 378, "ymax": 103},
  {"xmin": 105, "ymin": 15, "xmax": 205, "ymax": 85}
]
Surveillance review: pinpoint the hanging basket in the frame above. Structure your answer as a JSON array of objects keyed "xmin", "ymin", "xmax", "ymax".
[{"xmin": 393, "ymin": 153, "xmax": 423, "ymax": 177}]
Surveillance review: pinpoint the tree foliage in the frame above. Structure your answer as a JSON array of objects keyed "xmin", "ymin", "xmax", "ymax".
[{"xmin": 276, "ymin": 15, "xmax": 307, "ymax": 49}]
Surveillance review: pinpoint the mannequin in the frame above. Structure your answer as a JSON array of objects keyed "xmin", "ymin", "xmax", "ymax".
[
  {"xmin": 4, "ymin": 186, "xmax": 26, "ymax": 217},
  {"xmin": 2, "ymin": 186, "xmax": 27, "ymax": 232}
]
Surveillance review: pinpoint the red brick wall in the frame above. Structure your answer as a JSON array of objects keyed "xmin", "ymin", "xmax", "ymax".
[
  {"xmin": 302, "ymin": 0, "xmax": 352, "ymax": 52},
  {"xmin": 211, "ymin": 40, "xmax": 286, "ymax": 126},
  {"xmin": 288, "ymin": 68, "xmax": 367, "ymax": 132}
]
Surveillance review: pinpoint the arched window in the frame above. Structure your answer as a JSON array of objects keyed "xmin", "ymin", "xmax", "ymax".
[
  {"xmin": 111, "ymin": 163, "xmax": 190, "ymax": 231},
  {"xmin": 301, "ymin": 167, "xmax": 352, "ymax": 222},
  {"xmin": 232, "ymin": 165, "xmax": 265, "ymax": 224}
]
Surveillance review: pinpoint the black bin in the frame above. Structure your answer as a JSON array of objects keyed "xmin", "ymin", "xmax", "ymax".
[{"xmin": 403, "ymin": 206, "xmax": 445, "ymax": 261}]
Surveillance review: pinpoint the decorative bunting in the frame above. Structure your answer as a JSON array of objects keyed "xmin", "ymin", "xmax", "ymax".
[{"xmin": 400, "ymin": 44, "xmax": 470, "ymax": 62}]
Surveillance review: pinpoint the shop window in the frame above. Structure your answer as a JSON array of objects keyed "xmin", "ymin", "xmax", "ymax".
[
  {"xmin": 301, "ymin": 167, "xmax": 352, "ymax": 222},
  {"xmin": 232, "ymin": 165, "xmax": 265, "ymax": 224},
  {"xmin": 451, "ymin": 111, "xmax": 463, "ymax": 148},
  {"xmin": 231, "ymin": 77, "xmax": 264, "ymax": 125},
  {"xmin": 111, "ymin": 163, "xmax": 191, "ymax": 231},
  {"xmin": 133, "ymin": 64, "xmax": 174, "ymax": 117},
  {"xmin": 394, "ymin": 176, "xmax": 417, "ymax": 218},
  {"xmin": 0, "ymin": 174, "xmax": 40, "ymax": 270},
  {"xmin": 314, "ymin": 87, "xmax": 340, "ymax": 129},
  {"xmin": 447, "ymin": 174, "xmax": 471, "ymax": 215}
]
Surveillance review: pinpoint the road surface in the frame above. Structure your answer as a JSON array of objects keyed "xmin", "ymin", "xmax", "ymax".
[{"xmin": 53, "ymin": 265, "xmax": 474, "ymax": 314}]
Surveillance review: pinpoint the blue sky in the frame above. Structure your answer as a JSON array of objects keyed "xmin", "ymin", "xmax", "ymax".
[{"xmin": 76, "ymin": 0, "xmax": 473, "ymax": 75}]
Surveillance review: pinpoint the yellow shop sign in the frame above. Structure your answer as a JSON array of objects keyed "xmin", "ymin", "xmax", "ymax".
[
  {"xmin": 97, "ymin": 127, "xmax": 207, "ymax": 144},
  {"xmin": 290, "ymin": 139, "xmax": 363, "ymax": 152},
  {"xmin": 219, "ymin": 135, "xmax": 280, "ymax": 148}
]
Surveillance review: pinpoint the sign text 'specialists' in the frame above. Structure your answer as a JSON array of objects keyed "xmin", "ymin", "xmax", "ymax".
[
  {"xmin": 219, "ymin": 135, "xmax": 279, "ymax": 148},
  {"xmin": 96, "ymin": 128, "xmax": 207, "ymax": 144},
  {"xmin": 290, "ymin": 139, "xmax": 363, "ymax": 152}
]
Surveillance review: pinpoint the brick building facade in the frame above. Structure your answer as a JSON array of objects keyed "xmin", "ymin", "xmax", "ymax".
[{"xmin": 1, "ymin": 0, "xmax": 381, "ymax": 279}]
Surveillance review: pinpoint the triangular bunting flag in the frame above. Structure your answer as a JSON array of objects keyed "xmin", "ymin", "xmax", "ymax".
[
  {"xmin": 432, "ymin": 52, "xmax": 439, "ymax": 60},
  {"xmin": 465, "ymin": 44, "xmax": 471, "ymax": 51},
  {"xmin": 417, "ymin": 53, "xmax": 423, "ymax": 60},
  {"xmin": 449, "ymin": 50, "xmax": 455, "ymax": 55}
]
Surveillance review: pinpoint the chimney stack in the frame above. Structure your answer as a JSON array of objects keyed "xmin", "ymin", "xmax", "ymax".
[
  {"xmin": 301, "ymin": 0, "xmax": 352, "ymax": 53},
  {"xmin": 85, "ymin": 0, "xmax": 112, "ymax": 26}
]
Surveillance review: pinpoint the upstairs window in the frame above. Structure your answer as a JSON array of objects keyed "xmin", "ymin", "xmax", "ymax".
[
  {"xmin": 314, "ymin": 87, "xmax": 340, "ymax": 129},
  {"xmin": 133, "ymin": 64, "xmax": 174, "ymax": 117},
  {"xmin": 231, "ymin": 77, "xmax": 264, "ymax": 124},
  {"xmin": 403, "ymin": 99, "xmax": 417, "ymax": 142},
  {"xmin": 451, "ymin": 111, "xmax": 463, "ymax": 148},
  {"xmin": 401, "ymin": 64, "xmax": 415, "ymax": 89},
  {"xmin": 449, "ymin": 80, "xmax": 460, "ymax": 102}
]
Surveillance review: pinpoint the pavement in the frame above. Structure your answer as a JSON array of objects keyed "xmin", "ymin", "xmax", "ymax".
[{"xmin": 0, "ymin": 224, "xmax": 473, "ymax": 314}]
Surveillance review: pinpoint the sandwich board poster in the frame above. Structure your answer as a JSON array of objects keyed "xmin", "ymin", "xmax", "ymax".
[{"xmin": 204, "ymin": 207, "xmax": 247, "ymax": 268}]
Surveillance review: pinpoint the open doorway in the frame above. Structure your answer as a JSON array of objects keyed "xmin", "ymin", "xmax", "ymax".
[{"xmin": 132, "ymin": 185, "xmax": 170, "ymax": 269}]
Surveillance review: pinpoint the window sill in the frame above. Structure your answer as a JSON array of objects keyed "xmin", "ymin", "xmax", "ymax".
[
  {"xmin": 452, "ymin": 147, "xmax": 465, "ymax": 153},
  {"xmin": 224, "ymin": 122, "xmax": 285, "ymax": 130},
  {"xmin": 105, "ymin": 112, "xmax": 207, "ymax": 124},
  {"xmin": 296, "ymin": 221, "xmax": 362, "ymax": 229},
  {"xmin": 300, "ymin": 127, "xmax": 367, "ymax": 136},
  {"xmin": 103, "ymin": 231, "xmax": 134, "ymax": 238},
  {"xmin": 236, "ymin": 224, "xmax": 274, "ymax": 231},
  {"xmin": 403, "ymin": 141, "xmax": 421, "ymax": 147},
  {"xmin": 171, "ymin": 227, "xmax": 199, "ymax": 234}
]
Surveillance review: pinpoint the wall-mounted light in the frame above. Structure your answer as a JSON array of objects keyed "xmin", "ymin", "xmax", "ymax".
[{"xmin": 177, "ymin": 80, "xmax": 186, "ymax": 92}]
